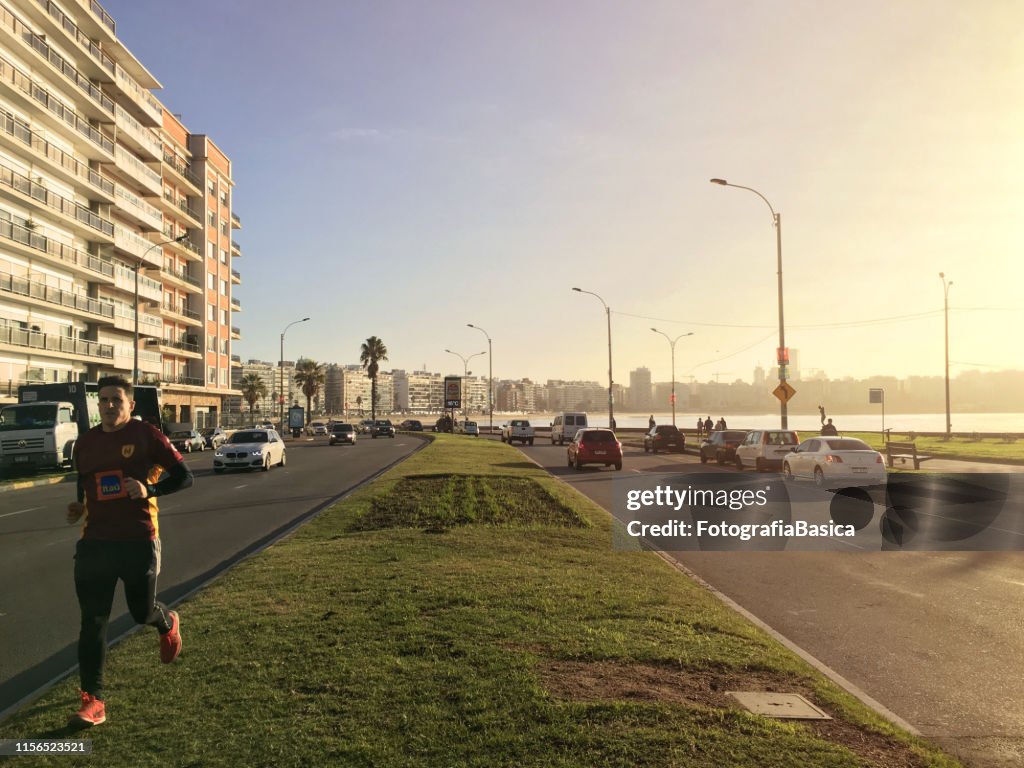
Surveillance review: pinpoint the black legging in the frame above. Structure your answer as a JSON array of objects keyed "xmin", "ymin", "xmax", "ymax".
[{"xmin": 74, "ymin": 539, "xmax": 172, "ymax": 698}]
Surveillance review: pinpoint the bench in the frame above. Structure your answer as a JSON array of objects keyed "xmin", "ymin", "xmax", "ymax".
[{"xmin": 885, "ymin": 441, "xmax": 932, "ymax": 470}]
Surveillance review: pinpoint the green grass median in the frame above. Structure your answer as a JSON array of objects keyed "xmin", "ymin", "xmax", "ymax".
[
  {"xmin": 1, "ymin": 435, "xmax": 961, "ymax": 767},
  {"xmin": 837, "ymin": 432, "xmax": 1023, "ymax": 465}
]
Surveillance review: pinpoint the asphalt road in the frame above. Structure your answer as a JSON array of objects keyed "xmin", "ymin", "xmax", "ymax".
[
  {"xmin": 0, "ymin": 434, "xmax": 422, "ymax": 715},
  {"xmin": 520, "ymin": 438, "xmax": 1024, "ymax": 768}
]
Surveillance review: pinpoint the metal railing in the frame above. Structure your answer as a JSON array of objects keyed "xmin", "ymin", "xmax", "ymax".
[
  {"xmin": 151, "ymin": 337, "xmax": 199, "ymax": 354},
  {"xmin": 87, "ymin": 0, "xmax": 115, "ymax": 34},
  {"xmin": 159, "ymin": 265, "xmax": 201, "ymax": 287},
  {"xmin": 0, "ymin": 52, "xmax": 113, "ymax": 155},
  {"xmin": 0, "ymin": 164, "xmax": 114, "ymax": 237},
  {"xmin": 33, "ymin": 0, "xmax": 115, "ymax": 74},
  {"xmin": 0, "ymin": 272, "xmax": 114, "ymax": 318},
  {"xmin": 162, "ymin": 374, "xmax": 204, "ymax": 386},
  {"xmin": 162, "ymin": 149, "xmax": 201, "ymax": 188},
  {"xmin": 0, "ymin": 217, "xmax": 114, "ymax": 278},
  {"xmin": 23, "ymin": 26, "xmax": 113, "ymax": 113},
  {"xmin": 0, "ymin": 108, "xmax": 113, "ymax": 196},
  {"xmin": 0, "ymin": 325, "xmax": 112, "ymax": 358}
]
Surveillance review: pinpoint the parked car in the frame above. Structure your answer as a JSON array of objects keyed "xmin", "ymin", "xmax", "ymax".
[
  {"xmin": 400, "ymin": 419, "xmax": 424, "ymax": 431},
  {"xmin": 734, "ymin": 429, "xmax": 800, "ymax": 471},
  {"xmin": 199, "ymin": 426, "xmax": 229, "ymax": 450},
  {"xmin": 371, "ymin": 420, "xmax": 396, "ymax": 438},
  {"xmin": 643, "ymin": 424, "xmax": 686, "ymax": 453},
  {"xmin": 783, "ymin": 437, "xmax": 886, "ymax": 488},
  {"xmin": 306, "ymin": 421, "xmax": 328, "ymax": 436},
  {"xmin": 458, "ymin": 420, "xmax": 479, "ymax": 436},
  {"xmin": 357, "ymin": 419, "xmax": 375, "ymax": 434},
  {"xmin": 567, "ymin": 428, "xmax": 622, "ymax": 471},
  {"xmin": 501, "ymin": 419, "xmax": 535, "ymax": 445},
  {"xmin": 699, "ymin": 430, "xmax": 749, "ymax": 465},
  {"xmin": 169, "ymin": 429, "xmax": 205, "ymax": 453},
  {"xmin": 213, "ymin": 428, "xmax": 286, "ymax": 472},
  {"xmin": 329, "ymin": 423, "xmax": 357, "ymax": 445},
  {"xmin": 550, "ymin": 412, "xmax": 588, "ymax": 445}
]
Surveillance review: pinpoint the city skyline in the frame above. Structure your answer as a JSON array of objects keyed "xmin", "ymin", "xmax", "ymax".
[{"xmin": 107, "ymin": 1, "xmax": 1024, "ymax": 385}]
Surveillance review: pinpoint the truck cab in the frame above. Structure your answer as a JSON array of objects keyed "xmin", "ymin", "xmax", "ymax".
[{"xmin": 0, "ymin": 400, "xmax": 80, "ymax": 472}]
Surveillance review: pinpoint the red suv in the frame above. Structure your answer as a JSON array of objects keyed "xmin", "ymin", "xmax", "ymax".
[{"xmin": 567, "ymin": 428, "xmax": 623, "ymax": 471}]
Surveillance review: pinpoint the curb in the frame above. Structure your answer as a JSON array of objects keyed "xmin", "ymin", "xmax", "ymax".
[{"xmin": 0, "ymin": 474, "xmax": 73, "ymax": 493}]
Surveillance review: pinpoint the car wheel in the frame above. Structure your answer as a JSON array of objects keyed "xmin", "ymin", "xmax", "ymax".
[
  {"xmin": 214, "ymin": 468, "xmax": 224, "ymax": 474},
  {"xmin": 575, "ymin": 456, "xmax": 583, "ymax": 471},
  {"xmin": 184, "ymin": 443, "xmax": 191, "ymax": 453},
  {"xmin": 755, "ymin": 458, "xmax": 765, "ymax": 472},
  {"xmin": 567, "ymin": 453, "xmax": 573, "ymax": 468},
  {"xmin": 262, "ymin": 456, "xmax": 270, "ymax": 472},
  {"xmin": 700, "ymin": 453, "xmax": 708, "ymax": 464},
  {"xmin": 716, "ymin": 453, "xmax": 725, "ymax": 465},
  {"xmin": 784, "ymin": 462, "xmax": 794, "ymax": 481},
  {"xmin": 814, "ymin": 467, "xmax": 825, "ymax": 488},
  {"xmin": 279, "ymin": 451, "xmax": 287, "ymax": 467},
  {"xmin": 734, "ymin": 455, "xmax": 744, "ymax": 470},
  {"xmin": 615, "ymin": 461, "xmax": 622, "ymax": 471},
  {"xmin": 529, "ymin": 439, "xmax": 534, "ymax": 446}
]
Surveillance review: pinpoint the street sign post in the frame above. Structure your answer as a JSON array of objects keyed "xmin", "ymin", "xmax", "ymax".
[{"xmin": 869, "ymin": 388, "xmax": 886, "ymax": 441}]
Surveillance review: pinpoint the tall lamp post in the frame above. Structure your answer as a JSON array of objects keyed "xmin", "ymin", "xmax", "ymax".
[
  {"xmin": 134, "ymin": 234, "xmax": 188, "ymax": 385},
  {"xmin": 650, "ymin": 328, "xmax": 694, "ymax": 427},
  {"xmin": 466, "ymin": 323, "xmax": 492, "ymax": 434},
  {"xmin": 280, "ymin": 317, "xmax": 310, "ymax": 431},
  {"xmin": 572, "ymin": 287, "xmax": 614, "ymax": 429},
  {"xmin": 445, "ymin": 348, "xmax": 485, "ymax": 418},
  {"xmin": 710, "ymin": 178, "xmax": 788, "ymax": 428},
  {"xmin": 939, "ymin": 272, "xmax": 953, "ymax": 438}
]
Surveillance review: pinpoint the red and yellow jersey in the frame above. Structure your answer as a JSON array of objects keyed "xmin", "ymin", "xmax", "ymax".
[{"xmin": 74, "ymin": 420, "xmax": 183, "ymax": 541}]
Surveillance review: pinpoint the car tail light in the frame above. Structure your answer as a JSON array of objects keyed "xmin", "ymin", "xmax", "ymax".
[
  {"xmin": 825, "ymin": 454, "xmax": 844, "ymax": 464},
  {"xmin": 875, "ymin": 454, "xmax": 883, "ymax": 463}
]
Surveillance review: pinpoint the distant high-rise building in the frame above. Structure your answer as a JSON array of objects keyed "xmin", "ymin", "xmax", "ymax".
[
  {"xmin": 629, "ymin": 367, "xmax": 653, "ymax": 411},
  {"xmin": 753, "ymin": 365, "xmax": 766, "ymax": 386}
]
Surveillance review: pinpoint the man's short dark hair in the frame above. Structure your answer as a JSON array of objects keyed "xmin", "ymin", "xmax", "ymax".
[{"xmin": 97, "ymin": 375, "xmax": 133, "ymax": 398}]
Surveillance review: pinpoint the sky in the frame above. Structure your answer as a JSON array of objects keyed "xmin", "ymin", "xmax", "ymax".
[{"xmin": 105, "ymin": 0, "xmax": 1024, "ymax": 387}]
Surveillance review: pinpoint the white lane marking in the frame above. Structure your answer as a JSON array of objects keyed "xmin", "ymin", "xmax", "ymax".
[
  {"xmin": 235, "ymin": 485, "xmax": 248, "ymax": 489},
  {"xmin": 0, "ymin": 506, "xmax": 42, "ymax": 519},
  {"xmin": 44, "ymin": 533, "xmax": 80, "ymax": 548}
]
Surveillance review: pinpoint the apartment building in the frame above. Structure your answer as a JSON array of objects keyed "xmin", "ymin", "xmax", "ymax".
[
  {"xmin": 0, "ymin": 0, "xmax": 239, "ymax": 426},
  {"xmin": 392, "ymin": 369, "xmax": 443, "ymax": 412}
]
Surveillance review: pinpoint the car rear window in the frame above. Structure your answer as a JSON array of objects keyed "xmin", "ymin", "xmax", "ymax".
[
  {"xmin": 568, "ymin": 415, "xmax": 584, "ymax": 425},
  {"xmin": 511, "ymin": 420, "xmax": 529, "ymax": 427},
  {"xmin": 823, "ymin": 438, "xmax": 871, "ymax": 451},
  {"xmin": 170, "ymin": 431, "xmax": 190, "ymax": 438},
  {"xmin": 230, "ymin": 431, "xmax": 266, "ymax": 443},
  {"xmin": 657, "ymin": 426, "xmax": 680, "ymax": 434},
  {"xmin": 582, "ymin": 430, "xmax": 614, "ymax": 443},
  {"xmin": 723, "ymin": 431, "xmax": 747, "ymax": 441},
  {"xmin": 767, "ymin": 432, "xmax": 798, "ymax": 445}
]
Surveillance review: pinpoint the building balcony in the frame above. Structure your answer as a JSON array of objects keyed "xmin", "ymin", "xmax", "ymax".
[
  {"xmin": 147, "ymin": 336, "xmax": 202, "ymax": 360},
  {"xmin": 231, "ymin": 212, "xmax": 241, "ymax": 230},
  {"xmin": 231, "ymin": 354, "xmax": 242, "ymax": 368},
  {"xmin": 0, "ymin": 162, "xmax": 114, "ymax": 241},
  {"xmin": 0, "ymin": 50, "xmax": 113, "ymax": 160},
  {"xmin": 0, "ymin": 106, "xmax": 115, "ymax": 204},
  {"xmin": 150, "ymin": 264, "xmax": 202, "ymax": 294},
  {"xmin": 0, "ymin": 217, "xmax": 115, "ymax": 284},
  {"xmin": 76, "ymin": 0, "xmax": 116, "ymax": 42},
  {"xmin": 22, "ymin": 0, "xmax": 116, "ymax": 83},
  {"xmin": 231, "ymin": 268, "xmax": 240, "ymax": 285},
  {"xmin": 113, "ymin": 183, "xmax": 162, "ymax": 231},
  {"xmin": 162, "ymin": 373, "xmax": 207, "ymax": 388},
  {"xmin": 110, "ymin": 306, "xmax": 162, "ymax": 335},
  {"xmin": 113, "ymin": 225, "xmax": 160, "ymax": 265},
  {"xmin": 158, "ymin": 300, "xmax": 203, "ymax": 327},
  {"xmin": 110, "ymin": 263, "xmax": 161, "ymax": 302},
  {"xmin": 161, "ymin": 149, "xmax": 202, "ymax": 194},
  {"xmin": 231, "ymin": 325, "xmax": 240, "ymax": 340},
  {"xmin": 113, "ymin": 104, "xmax": 161, "ymax": 161},
  {"xmin": 0, "ymin": 271, "xmax": 115, "ymax": 323},
  {"xmin": 112, "ymin": 63, "xmax": 161, "ymax": 126},
  {"xmin": 109, "ymin": 144, "xmax": 162, "ymax": 197},
  {"xmin": 231, "ymin": 239, "xmax": 241, "ymax": 257},
  {"xmin": 0, "ymin": 325, "xmax": 113, "ymax": 362},
  {"xmin": 230, "ymin": 296, "xmax": 240, "ymax": 312}
]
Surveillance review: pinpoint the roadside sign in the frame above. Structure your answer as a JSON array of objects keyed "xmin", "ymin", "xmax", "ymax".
[
  {"xmin": 869, "ymin": 388, "xmax": 884, "ymax": 404},
  {"xmin": 444, "ymin": 376, "xmax": 462, "ymax": 409},
  {"xmin": 773, "ymin": 381, "xmax": 796, "ymax": 404}
]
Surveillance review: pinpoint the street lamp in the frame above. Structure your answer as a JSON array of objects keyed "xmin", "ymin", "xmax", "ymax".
[
  {"xmin": 467, "ymin": 323, "xmax": 492, "ymax": 434},
  {"xmin": 710, "ymin": 178, "xmax": 788, "ymax": 428},
  {"xmin": 445, "ymin": 348, "xmax": 485, "ymax": 418},
  {"xmin": 650, "ymin": 328, "xmax": 694, "ymax": 427},
  {"xmin": 939, "ymin": 272, "xmax": 953, "ymax": 438},
  {"xmin": 135, "ymin": 233, "xmax": 188, "ymax": 385},
  {"xmin": 572, "ymin": 287, "xmax": 614, "ymax": 429},
  {"xmin": 280, "ymin": 317, "xmax": 310, "ymax": 431}
]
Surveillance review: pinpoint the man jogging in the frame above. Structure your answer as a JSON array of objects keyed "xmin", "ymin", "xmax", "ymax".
[{"xmin": 66, "ymin": 376, "xmax": 193, "ymax": 727}]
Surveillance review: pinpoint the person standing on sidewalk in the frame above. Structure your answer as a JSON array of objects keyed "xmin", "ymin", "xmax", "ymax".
[{"xmin": 65, "ymin": 375, "xmax": 194, "ymax": 728}]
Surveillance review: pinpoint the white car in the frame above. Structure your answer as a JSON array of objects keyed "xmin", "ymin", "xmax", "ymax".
[
  {"xmin": 213, "ymin": 428, "xmax": 287, "ymax": 473},
  {"xmin": 782, "ymin": 437, "xmax": 886, "ymax": 488},
  {"xmin": 735, "ymin": 429, "xmax": 800, "ymax": 471},
  {"xmin": 458, "ymin": 421, "xmax": 479, "ymax": 436}
]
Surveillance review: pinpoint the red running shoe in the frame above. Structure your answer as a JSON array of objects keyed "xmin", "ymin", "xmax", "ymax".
[
  {"xmin": 160, "ymin": 610, "xmax": 182, "ymax": 663},
  {"xmin": 69, "ymin": 691, "xmax": 105, "ymax": 727}
]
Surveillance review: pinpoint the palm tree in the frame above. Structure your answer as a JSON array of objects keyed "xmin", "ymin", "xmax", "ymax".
[
  {"xmin": 355, "ymin": 395, "xmax": 363, "ymax": 416},
  {"xmin": 239, "ymin": 373, "xmax": 267, "ymax": 422},
  {"xmin": 359, "ymin": 336, "xmax": 388, "ymax": 421},
  {"xmin": 293, "ymin": 359, "xmax": 325, "ymax": 425}
]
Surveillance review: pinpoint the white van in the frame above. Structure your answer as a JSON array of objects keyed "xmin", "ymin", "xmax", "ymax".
[{"xmin": 550, "ymin": 412, "xmax": 588, "ymax": 445}]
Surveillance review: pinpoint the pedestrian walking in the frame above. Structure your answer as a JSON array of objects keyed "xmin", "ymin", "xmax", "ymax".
[
  {"xmin": 720, "ymin": 416, "xmax": 728, "ymax": 429},
  {"xmin": 696, "ymin": 417, "xmax": 704, "ymax": 438},
  {"xmin": 648, "ymin": 414, "xmax": 656, "ymax": 430},
  {"xmin": 65, "ymin": 376, "xmax": 194, "ymax": 728},
  {"xmin": 821, "ymin": 418, "xmax": 838, "ymax": 436},
  {"xmin": 704, "ymin": 416, "xmax": 713, "ymax": 435}
]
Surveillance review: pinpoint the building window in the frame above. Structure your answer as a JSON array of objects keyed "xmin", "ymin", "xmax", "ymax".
[
  {"xmin": 208, "ymin": 179, "xmax": 216, "ymax": 195},
  {"xmin": 207, "ymin": 335, "xmax": 216, "ymax": 352},
  {"xmin": 207, "ymin": 273, "xmax": 215, "ymax": 290},
  {"xmin": 208, "ymin": 303, "xmax": 215, "ymax": 321},
  {"xmin": 220, "ymin": 190, "xmax": 228, "ymax": 207},
  {"xmin": 220, "ymin": 368, "xmax": 229, "ymax": 386},
  {"xmin": 220, "ymin": 249, "xmax": 228, "ymax": 264},
  {"xmin": 220, "ymin": 222, "xmax": 228, "ymax": 237},
  {"xmin": 208, "ymin": 211, "xmax": 216, "ymax": 226},
  {"xmin": 221, "ymin": 339, "xmax": 229, "ymax": 354},
  {"xmin": 208, "ymin": 366, "xmax": 216, "ymax": 384},
  {"xmin": 220, "ymin": 279, "xmax": 227, "ymax": 296},
  {"xmin": 207, "ymin": 241, "xmax": 215, "ymax": 259},
  {"xmin": 220, "ymin": 309, "xmax": 228, "ymax": 325}
]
